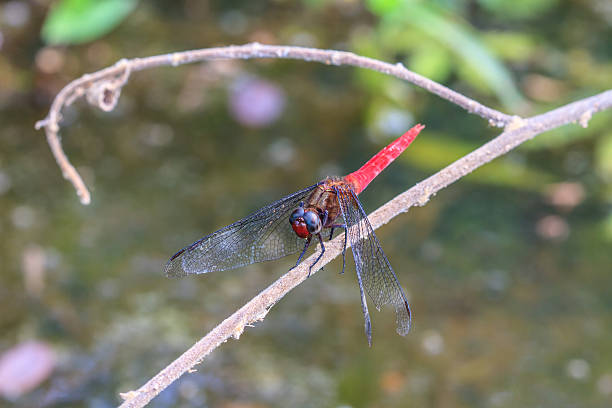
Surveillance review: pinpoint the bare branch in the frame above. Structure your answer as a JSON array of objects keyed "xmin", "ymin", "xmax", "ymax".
[
  {"xmin": 118, "ymin": 89, "xmax": 612, "ymax": 408},
  {"xmin": 35, "ymin": 41, "xmax": 611, "ymax": 407},
  {"xmin": 36, "ymin": 43, "xmax": 515, "ymax": 204}
]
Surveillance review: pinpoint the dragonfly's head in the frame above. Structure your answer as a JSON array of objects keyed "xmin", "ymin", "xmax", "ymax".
[{"xmin": 289, "ymin": 206, "xmax": 322, "ymax": 238}]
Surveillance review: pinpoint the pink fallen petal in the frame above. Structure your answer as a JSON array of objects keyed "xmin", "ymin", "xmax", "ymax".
[
  {"xmin": 229, "ymin": 78, "xmax": 286, "ymax": 128},
  {"xmin": 0, "ymin": 341, "xmax": 56, "ymax": 399}
]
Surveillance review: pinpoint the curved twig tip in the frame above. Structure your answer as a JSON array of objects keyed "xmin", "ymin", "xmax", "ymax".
[{"xmin": 38, "ymin": 43, "xmax": 517, "ymax": 205}]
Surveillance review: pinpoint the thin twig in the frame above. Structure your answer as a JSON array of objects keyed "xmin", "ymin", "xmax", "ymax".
[
  {"xmin": 36, "ymin": 43, "xmax": 515, "ymax": 204},
  {"xmin": 118, "ymin": 89, "xmax": 612, "ymax": 408}
]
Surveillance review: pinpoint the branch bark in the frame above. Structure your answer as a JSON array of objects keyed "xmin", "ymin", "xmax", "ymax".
[
  {"xmin": 34, "ymin": 43, "xmax": 612, "ymax": 407},
  {"xmin": 118, "ymin": 89, "xmax": 612, "ymax": 407},
  {"xmin": 36, "ymin": 43, "xmax": 515, "ymax": 204}
]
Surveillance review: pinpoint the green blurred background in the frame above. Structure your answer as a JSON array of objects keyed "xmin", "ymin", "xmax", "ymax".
[{"xmin": 1, "ymin": 0, "xmax": 611, "ymax": 407}]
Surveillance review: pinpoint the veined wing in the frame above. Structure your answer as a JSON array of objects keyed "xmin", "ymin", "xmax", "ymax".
[
  {"xmin": 336, "ymin": 185, "xmax": 411, "ymax": 336},
  {"xmin": 165, "ymin": 183, "xmax": 320, "ymax": 277}
]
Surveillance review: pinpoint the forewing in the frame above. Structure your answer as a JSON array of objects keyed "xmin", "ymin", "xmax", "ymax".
[
  {"xmin": 336, "ymin": 185, "xmax": 411, "ymax": 336},
  {"xmin": 165, "ymin": 183, "xmax": 319, "ymax": 277}
]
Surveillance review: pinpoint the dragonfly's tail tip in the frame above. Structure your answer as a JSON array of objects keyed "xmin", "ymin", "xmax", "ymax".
[{"xmin": 409, "ymin": 123, "xmax": 425, "ymax": 135}]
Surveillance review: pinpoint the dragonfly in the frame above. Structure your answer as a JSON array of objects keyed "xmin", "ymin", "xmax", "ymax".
[{"xmin": 165, "ymin": 124, "xmax": 425, "ymax": 346}]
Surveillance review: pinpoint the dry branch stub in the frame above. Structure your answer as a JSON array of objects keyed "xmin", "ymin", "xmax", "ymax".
[{"xmin": 86, "ymin": 81, "xmax": 121, "ymax": 112}]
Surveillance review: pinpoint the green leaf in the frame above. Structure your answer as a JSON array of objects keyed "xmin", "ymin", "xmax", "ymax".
[
  {"xmin": 406, "ymin": 4, "xmax": 527, "ymax": 111},
  {"xmin": 42, "ymin": 0, "xmax": 137, "ymax": 45},
  {"xmin": 365, "ymin": 1, "xmax": 527, "ymax": 111},
  {"xmin": 352, "ymin": 33, "xmax": 394, "ymax": 93},
  {"xmin": 477, "ymin": 0, "xmax": 559, "ymax": 20},
  {"xmin": 403, "ymin": 132, "xmax": 557, "ymax": 191},
  {"xmin": 409, "ymin": 46, "xmax": 452, "ymax": 83},
  {"xmin": 482, "ymin": 32, "xmax": 537, "ymax": 62},
  {"xmin": 366, "ymin": 0, "xmax": 404, "ymax": 15}
]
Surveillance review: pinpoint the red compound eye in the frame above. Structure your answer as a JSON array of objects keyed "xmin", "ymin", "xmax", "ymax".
[{"xmin": 291, "ymin": 218, "xmax": 310, "ymax": 238}]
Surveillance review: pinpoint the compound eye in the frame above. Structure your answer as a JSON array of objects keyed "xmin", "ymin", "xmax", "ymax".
[
  {"xmin": 289, "ymin": 207, "xmax": 305, "ymax": 225},
  {"xmin": 303, "ymin": 210, "xmax": 322, "ymax": 234}
]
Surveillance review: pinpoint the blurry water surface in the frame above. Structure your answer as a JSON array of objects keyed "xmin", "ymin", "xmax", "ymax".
[{"xmin": 1, "ymin": 1, "xmax": 611, "ymax": 407}]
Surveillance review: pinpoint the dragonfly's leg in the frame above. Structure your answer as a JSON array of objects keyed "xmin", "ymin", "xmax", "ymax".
[
  {"xmin": 355, "ymin": 270, "xmax": 373, "ymax": 347},
  {"xmin": 328, "ymin": 223, "xmax": 344, "ymax": 238},
  {"xmin": 308, "ymin": 234, "xmax": 326, "ymax": 277},
  {"xmin": 320, "ymin": 210, "xmax": 329, "ymax": 226},
  {"xmin": 341, "ymin": 224, "xmax": 347, "ymax": 275},
  {"xmin": 294, "ymin": 236, "xmax": 312, "ymax": 268}
]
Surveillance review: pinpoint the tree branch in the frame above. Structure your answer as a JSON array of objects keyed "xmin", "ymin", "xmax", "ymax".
[
  {"xmin": 118, "ymin": 89, "xmax": 612, "ymax": 407},
  {"xmin": 34, "ymin": 42, "xmax": 612, "ymax": 407},
  {"xmin": 36, "ymin": 43, "xmax": 515, "ymax": 204}
]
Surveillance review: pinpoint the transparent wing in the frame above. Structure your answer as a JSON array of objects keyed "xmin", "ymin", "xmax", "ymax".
[
  {"xmin": 336, "ymin": 185, "xmax": 411, "ymax": 336},
  {"xmin": 165, "ymin": 183, "xmax": 320, "ymax": 277}
]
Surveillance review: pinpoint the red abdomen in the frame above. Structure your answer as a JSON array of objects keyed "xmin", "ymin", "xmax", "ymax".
[{"xmin": 343, "ymin": 124, "xmax": 424, "ymax": 194}]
